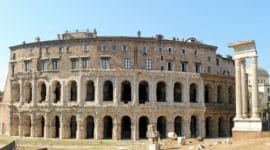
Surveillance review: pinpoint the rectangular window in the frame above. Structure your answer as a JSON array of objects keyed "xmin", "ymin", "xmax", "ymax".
[
  {"xmin": 24, "ymin": 60, "xmax": 31, "ymax": 72},
  {"xmin": 168, "ymin": 61, "xmax": 173, "ymax": 71},
  {"xmin": 112, "ymin": 45, "xmax": 117, "ymax": 51},
  {"xmin": 45, "ymin": 47, "xmax": 50, "ymax": 54},
  {"xmin": 194, "ymin": 50, "xmax": 198, "ymax": 55},
  {"xmin": 208, "ymin": 56, "xmax": 211, "ymax": 62},
  {"xmin": 52, "ymin": 59, "xmax": 58, "ymax": 71},
  {"xmin": 66, "ymin": 47, "xmax": 70, "ymax": 53},
  {"xmin": 142, "ymin": 46, "xmax": 148, "ymax": 55},
  {"xmin": 216, "ymin": 58, "xmax": 220, "ymax": 65},
  {"xmin": 145, "ymin": 59, "xmax": 152, "ymax": 70},
  {"xmin": 83, "ymin": 43, "xmax": 89, "ymax": 52},
  {"xmin": 58, "ymin": 47, "xmax": 62, "ymax": 53},
  {"xmin": 181, "ymin": 62, "xmax": 187, "ymax": 72},
  {"xmin": 182, "ymin": 48, "xmax": 186, "ymax": 54},
  {"xmin": 157, "ymin": 47, "xmax": 163, "ymax": 53},
  {"xmin": 11, "ymin": 64, "xmax": 15, "ymax": 76},
  {"xmin": 207, "ymin": 66, "xmax": 211, "ymax": 73},
  {"xmin": 102, "ymin": 44, "xmax": 107, "ymax": 51},
  {"xmin": 41, "ymin": 60, "xmax": 48, "ymax": 71},
  {"xmin": 122, "ymin": 45, "xmax": 128, "ymax": 51},
  {"xmin": 81, "ymin": 58, "xmax": 89, "ymax": 69},
  {"xmin": 71, "ymin": 59, "xmax": 78, "ymax": 70},
  {"xmin": 124, "ymin": 58, "xmax": 131, "ymax": 69},
  {"xmin": 168, "ymin": 47, "xmax": 173, "ymax": 53},
  {"xmin": 101, "ymin": 58, "xmax": 109, "ymax": 69},
  {"xmin": 195, "ymin": 63, "xmax": 201, "ymax": 73}
]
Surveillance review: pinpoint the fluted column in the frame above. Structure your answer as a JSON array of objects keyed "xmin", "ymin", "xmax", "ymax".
[
  {"xmin": 234, "ymin": 59, "xmax": 243, "ymax": 119},
  {"xmin": 251, "ymin": 56, "xmax": 260, "ymax": 119},
  {"xmin": 241, "ymin": 59, "xmax": 248, "ymax": 118}
]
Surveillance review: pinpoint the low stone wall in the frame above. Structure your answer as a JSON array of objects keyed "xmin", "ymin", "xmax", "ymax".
[{"xmin": 233, "ymin": 131, "xmax": 270, "ymax": 140}]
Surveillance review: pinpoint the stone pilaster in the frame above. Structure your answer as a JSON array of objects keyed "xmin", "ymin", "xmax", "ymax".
[
  {"xmin": 18, "ymin": 114, "xmax": 23, "ymax": 137},
  {"xmin": 167, "ymin": 78, "xmax": 173, "ymax": 106},
  {"xmin": 44, "ymin": 113, "xmax": 49, "ymax": 138},
  {"xmin": 76, "ymin": 115, "xmax": 84, "ymax": 139},
  {"xmin": 113, "ymin": 77, "xmax": 119, "ymax": 106},
  {"xmin": 132, "ymin": 76, "xmax": 138, "ymax": 106},
  {"xmin": 30, "ymin": 114, "xmax": 35, "ymax": 137},
  {"xmin": 32, "ymin": 79, "xmax": 37, "ymax": 107},
  {"xmin": 113, "ymin": 117, "xmax": 120, "ymax": 140},
  {"xmin": 19, "ymin": 79, "xmax": 24, "ymax": 106},
  {"xmin": 95, "ymin": 76, "xmax": 101, "ymax": 106},
  {"xmin": 59, "ymin": 114, "xmax": 65, "ymax": 139},
  {"xmin": 61, "ymin": 81, "xmax": 66, "ymax": 106},
  {"xmin": 77, "ymin": 77, "xmax": 83, "ymax": 106}
]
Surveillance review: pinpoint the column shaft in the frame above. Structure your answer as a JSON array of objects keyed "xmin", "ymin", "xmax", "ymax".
[
  {"xmin": 251, "ymin": 56, "xmax": 260, "ymax": 119},
  {"xmin": 241, "ymin": 59, "xmax": 248, "ymax": 118},
  {"xmin": 234, "ymin": 59, "xmax": 243, "ymax": 119}
]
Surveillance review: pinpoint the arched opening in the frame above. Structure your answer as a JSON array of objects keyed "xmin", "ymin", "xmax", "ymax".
[
  {"xmin": 205, "ymin": 117, "xmax": 214, "ymax": 138},
  {"xmin": 54, "ymin": 116, "xmax": 60, "ymax": 138},
  {"xmin": 174, "ymin": 82, "xmax": 182, "ymax": 102},
  {"xmin": 103, "ymin": 81, "xmax": 113, "ymax": 101},
  {"xmin": 23, "ymin": 115, "xmax": 31, "ymax": 137},
  {"xmin": 157, "ymin": 116, "xmax": 167, "ymax": 139},
  {"xmin": 103, "ymin": 116, "xmax": 113, "ymax": 139},
  {"xmin": 69, "ymin": 81, "xmax": 77, "ymax": 101},
  {"xmin": 217, "ymin": 85, "xmax": 224, "ymax": 103},
  {"xmin": 139, "ymin": 116, "xmax": 149, "ymax": 139},
  {"xmin": 38, "ymin": 81, "xmax": 46, "ymax": 103},
  {"xmin": 190, "ymin": 116, "xmax": 197, "ymax": 138},
  {"xmin": 12, "ymin": 83, "xmax": 20, "ymax": 103},
  {"xmin": 156, "ymin": 82, "xmax": 166, "ymax": 102},
  {"xmin": 35, "ymin": 115, "xmax": 45, "ymax": 137},
  {"xmin": 204, "ymin": 84, "xmax": 211, "ymax": 103},
  {"xmin": 121, "ymin": 116, "xmax": 131, "ymax": 139},
  {"xmin": 139, "ymin": 81, "xmax": 149, "ymax": 104},
  {"xmin": 190, "ymin": 83, "xmax": 197, "ymax": 103},
  {"xmin": 24, "ymin": 82, "xmax": 32, "ymax": 103},
  {"xmin": 218, "ymin": 117, "xmax": 226, "ymax": 137},
  {"xmin": 86, "ymin": 116, "xmax": 94, "ymax": 139},
  {"xmin": 174, "ymin": 116, "xmax": 182, "ymax": 136},
  {"xmin": 11, "ymin": 115, "xmax": 19, "ymax": 136},
  {"xmin": 121, "ymin": 81, "xmax": 131, "ymax": 103},
  {"xmin": 228, "ymin": 86, "xmax": 235, "ymax": 104},
  {"xmin": 52, "ymin": 81, "xmax": 61, "ymax": 103},
  {"xmin": 86, "ymin": 81, "xmax": 95, "ymax": 101},
  {"xmin": 229, "ymin": 117, "xmax": 234, "ymax": 137},
  {"xmin": 70, "ymin": 116, "xmax": 77, "ymax": 138}
]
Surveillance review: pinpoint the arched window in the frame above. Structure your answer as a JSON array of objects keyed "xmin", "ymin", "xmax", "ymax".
[
  {"xmin": 24, "ymin": 82, "xmax": 32, "ymax": 103},
  {"xmin": 217, "ymin": 85, "xmax": 224, "ymax": 103},
  {"xmin": 139, "ymin": 81, "xmax": 149, "ymax": 104},
  {"xmin": 174, "ymin": 116, "xmax": 182, "ymax": 136},
  {"xmin": 69, "ymin": 81, "xmax": 77, "ymax": 101},
  {"xmin": 157, "ymin": 116, "xmax": 167, "ymax": 139},
  {"xmin": 205, "ymin": 117, "xmax": 214, "ymax": 138},
  {"xmin": 218, "ymin": 117, "xmax": 226, "ymax": 137},
  {"xmin": 54, "ymin": 116, "xmax": 60, "ymax": 138},
  {"xmin": 86, "ymin": 81, "xmax": 95, "ymax": 101},
  {"xmin": 52, "ymin": 81, "xmax": 61, "ymax": 103},
  {"xmin": 70, "ymin": 116, "xmax": 77, "ymax": 138},
  {"xmin": 85, "ymin": 116, "xmax": 94, "ymax": 139},
  {"xmin": 103, "ymin": 81, "xmax": 113, "ymax": 101},
  {"xmin": 139, "ymin": 116, "xmax": 149, "ymax": 139},
  {"xmin": 174, "ymin": 82, "xmax": 182, "ymax": 102},
  {"xmin": 12, "ymin": 83, "xmax": 20, "ymax": 103},
  {"xmin": 121, "ymin": 116, "xmax": 131, "ymax": 139},
  {"xmin": 156, "ymin": 82, "xmax": 166, "ymax": 102},
  {"xmin": 204, "ymin": 84, "xmax": 211, "ymax": 103},
  {"xmin": 190, "ymin": 116, "xmax": 197, "ymax": 138},
  {"xmin": 121, "ymin": 81, "xmax": 131, "ymax": 103},
  {"xmin": 103, "ymin": 116, "xmax": 113, "ymax": 139},
  {"xmin": 38, "ymin": 81, "xmax": 46, "ymax": 103},
  {"xmin": 23, "ymin": 115, "xmax": 31, "ymax": 137},
  {"xmin": 190, "ymin": 83, "xmax": 197, "ymax": 103}
]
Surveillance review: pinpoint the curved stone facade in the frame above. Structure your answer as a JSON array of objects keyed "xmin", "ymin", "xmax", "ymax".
[{"xmin": 0, "ymin": 31, "xmax": 235, "ymax": 140}]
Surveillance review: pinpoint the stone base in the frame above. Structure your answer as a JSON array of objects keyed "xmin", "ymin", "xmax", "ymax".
[
  {"xmin": 148, "ymin": 143, "xmax": 160, "ymax": 150},
  {"xmin": 233, "ymin": 131, "xmax": 270, "ymax": 140},
  {"xmin": 233, "ymin": 118, "xmax": 262, "ymax": 131}
]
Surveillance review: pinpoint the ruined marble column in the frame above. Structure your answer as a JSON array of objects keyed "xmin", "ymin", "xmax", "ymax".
[
  {"xmin": 240, "ymin": 59, "xmax": 248, "ymax": 118},
  {"xmin": 234, "ymin": 59, "xmax": 243, "ymax": 119},
  {"xmin": 251, "ymin": 56, "xmax": 260, "ymax": 119}
]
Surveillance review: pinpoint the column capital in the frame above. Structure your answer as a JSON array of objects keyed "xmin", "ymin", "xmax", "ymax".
[{"xmin": 251, "ymin": 56, "xmax": 258, "ymax": 63}]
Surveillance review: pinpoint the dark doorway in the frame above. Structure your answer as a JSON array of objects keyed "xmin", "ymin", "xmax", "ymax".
[
  {"xmin": 103, "ymin": 81, "xmax": 113, "ymax": 101},
  {"xmin": 121, "ymin": 81, "xmax": 131, "ymax": 103},
  {"xmin": 103, "ymin": 116, "xmax": 113, "ymax": 139},
  {"xmin": 139, "ymin": 116, "xmax": 149, "ymax": 139},
  {"xmin": 190, "ymin": 84, "xmax": 197, "ymax": 103},
  {"xmin": 86, "ymin": 116, "xmax": 94, "ymax": 139},
  {"xmin": 70, "ymin": 81, "xmax": 77, "ymax": 101},
  {"xmin": 139, "ymin": 81, "xmax": 149, "ymax": 104},
  {"xmin": 54, "ymin": 81, "xmax": 61, "ymax": 103},
  {"xmin": 156, "ymin": 82, "xmax": 166, "ymax": 102},
  {"xmin": 86, "ymin": 81, "xmax": 95, "ymax": 101},
  {"xmin": 174, "ymin": 116, "xmax": 182, "ymax": 136},
  {"xmin": 190, "ymin": 116, "xmax": 197, "ymax": 138},
  {"xmin": 204, "ymin": 84, "xmax": 210, "ymax": 103},
  {"xmin": 174, "ymin": 83, "xmax": 182, "ymax": 102},
  {"xmin": 40, "ymin": 82, "xmax": 46, "ymax": 102},
  {"xmin": 205, "ymin": 117, "xmax": 211, "ymax": 137},
  {"xmin": 55, "ymin": 116, "xmax": 60, "ymax": 138},
  {"xmin": 157, "ymin": 116, "xmax": 167, "ymax": 139},
  {"xmin": 41, "ymin": 116, "xmax": 45, "ymax": 137},
  {"xmin": 121, "ymin": 116, "xmax": 131, "ymax": 139},
  {"xmin": 70, "ymin": 116, "xmax": 77, "ymax": 138}
]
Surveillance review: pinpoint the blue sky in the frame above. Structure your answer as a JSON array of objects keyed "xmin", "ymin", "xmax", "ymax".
[{"xmin": 0, "ymin": 0, "xmax": 270, "ymax": 90}]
